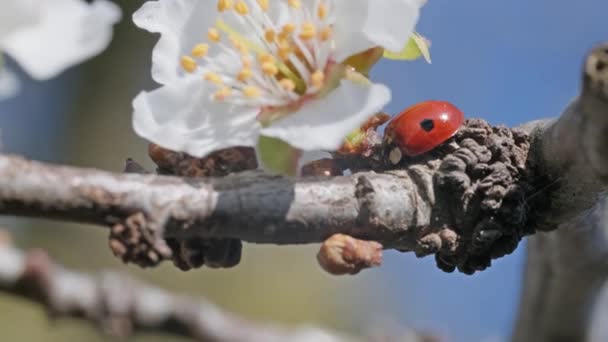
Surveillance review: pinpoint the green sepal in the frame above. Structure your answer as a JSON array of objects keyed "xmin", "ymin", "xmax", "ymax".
[{"xmin": 383, "ymin": 33, "xmax": 432, "ymax": 63}]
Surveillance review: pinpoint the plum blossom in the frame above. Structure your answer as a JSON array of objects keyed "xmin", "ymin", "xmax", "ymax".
[
  {"xmin": 132, "ymin": 0, "xmax": 423, "ymax": 158},
  {"xmin": 0, "ymin": 0, "xmax": 121, "ymax": 97}
]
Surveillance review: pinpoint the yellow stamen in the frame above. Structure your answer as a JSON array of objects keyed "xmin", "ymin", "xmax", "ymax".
[
  {"xmin": 278, "ymin": 44, "xmax": 292, "ymax": 60},
  {"xmin": 214, "ymin": 86, "xmax": 232, "ymax": 101},
  {"xmin": 191, "ymin": 43, "xmax": 209, "ymax": 58},
  {"xmin": 180, "ymin": 56, "xmax": 197, "ymax": 73},
  {"xmin": 204, "ymin": 72, "xmax": 223, "ymax": 85},
  {"xmin": 311, "ymin": 70, "xmax": 325, "ymax": 88},
  {"xmin": 208, "ymin": 28, "xmax": 221, "ymax": 42},
  {"xmin": 264, "ymin": 29, "xmax": 276, "ymax": 43},
  {"xmin": 217, "ymin": 0, "xmax": 233, "ymax": 12},
  {"xmin": 319, "ymin": 26, "xmax": 332, "ymax": 41},
  {"xmin": 258, "ymin": 52, "xmax": 274, "ymax": 64},
  {"xmin": 281, "ymin": 23, "xmax": 296, "ymax": 37},
  {"xmin": 235, "ymin": 0, "xmax": 249, "ymax": 15},
  {"xmin": 256, "ymin": 0, "xmax": 269, "ymax": 11},
  {"xmin": 279, "ymin": 78, "xmax": 296, "ymax": 91},
  {"xmin": 238, "ymin": 68, "xmax": 253, "ymax": 82},
  {"xmin": 243, "ymin": 86, "xmax": 262, "ymax": 98},
  {"xmin": 299, "ymin": 22, "xmax": 316, "ymax": 40},
  {"xmin": 261, "ymin": 62, "xmax": 279, "ymax": 76},
  {"xmin": 229, "ymin": 35, "xmax": 249, "ymax": 54},
  {"xmin": 242, "ymin": 55, "xmax": 253, "ymax": 68},
  {"xmin": 318, "ymin": 3, "xmax": 328, "ymax": 19},
  {"xmin": 288, "ymin": 0, "xmax": 301, "ymax": 9}
]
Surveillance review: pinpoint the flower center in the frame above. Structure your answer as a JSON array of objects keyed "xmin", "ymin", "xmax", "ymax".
[{"xmin": 180, "ymin": 0, "xmax": 336, "ymax": 108}]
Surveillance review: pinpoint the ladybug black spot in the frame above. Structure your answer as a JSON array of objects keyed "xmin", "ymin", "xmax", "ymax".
[{"xmin": 420, "ymin": 119, "xmax": 435, "ymax": 132}]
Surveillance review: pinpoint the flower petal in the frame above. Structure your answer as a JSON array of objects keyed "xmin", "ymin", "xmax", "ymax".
[
  {"xmin": 2, "ymin": 0, "xmax": 121, "ymax": 80},
  {"xmin": 333, "ymin": 0, "xmax": 422, "ymax": 61},
  {"xmin": 260, "ymin": 79, "xmax": 391, "ymax": 151},
  {"xmin": 133, "ymin": 0, "xmax": 220, "ymax": 85},
  {"xmin": 0, "ymin": 67, "xmax": 20, "ymax": 100},
  {"xmin": 133, "ymin": 77, "xmax": 261, "ymax": 158},
  {"xmin": 0, "ymin": 0, "xmax": 38, "ymax": 41}
]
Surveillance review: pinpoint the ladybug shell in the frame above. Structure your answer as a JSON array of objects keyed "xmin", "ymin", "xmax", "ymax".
[{"xmin": 386, "ymin": 100, "xmax": 464, "ymax": 157}]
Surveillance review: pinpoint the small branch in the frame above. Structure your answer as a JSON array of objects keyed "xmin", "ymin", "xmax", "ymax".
[
  {"xmin": 0, "ymin": 119, "xmax": 538, "ymax": 274},
  {"xmin": 0, "ymin": 154, "xmax": 424, "ymax": 249},
  {"xmin": 0, "ymin": 236, "xmax": 433, "ymax": 341}
]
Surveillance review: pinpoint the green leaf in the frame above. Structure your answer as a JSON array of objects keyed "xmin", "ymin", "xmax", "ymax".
[
  {"xmin": 257, "ymin": 136, "xmax": 302, "ymax": 176},
  {"xmin": 383, "ymin": 33, "xmax": 432, "ymax": 63}
]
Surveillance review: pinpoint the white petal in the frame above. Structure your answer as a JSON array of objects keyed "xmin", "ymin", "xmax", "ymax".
[
  {"xmin": 0, "ymin": 0, "xmax": 38, "ymax": 41},
  {"xmin": 0, "ymin": 67, "xmax": 20, "ymax": 100},
  {"xmin": 133, "ymin": 0, "xmax": 219, "ymax": 85},
  {"xmin": 2, "ymin": 0, "xmax": 121, "ymax": 80},
  {"xmin": 333, "ymin": 0, "xmax": 421, "ymax": 61},
  {"xmin": 260, "ymin": 80, "xmax": 391, "ymax": 151},
  {"xmin": 133, "ymin": 77, "xmax": 261, "ymax": 158}
]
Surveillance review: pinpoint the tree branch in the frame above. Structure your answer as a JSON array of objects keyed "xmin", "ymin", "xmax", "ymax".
[
  {"xmin": 512, "ymin": 43, "xmax": 608, "ymax": 341},
  {"xmin": 0, "ymin": 234, "xmax": 437, "ymax": 341},
  {"xmin": 0, "ymin": 117, "xmax": 538, "ymax": 275},
  {"xmin": 0, "ymin": 154, "xmax": 424, "ymax": 248}
]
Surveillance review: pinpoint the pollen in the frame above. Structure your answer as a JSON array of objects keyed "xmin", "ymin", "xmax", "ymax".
[
  {"xmin": 208, "ymin": 28, "xmax": 221, "ymax": 42},
  {"xmin": 261, "ymin": 62, "xmax": 279, "ymax": 76},
  {"xmin": 235, "ymin": 0, "xmax": 249, "ymax": 15},
  {"xmin": 180, "ymin": 56, "xmax": 197, "ymax": 73},
  {"xmin": 299, "ymin": 22, "xmax": 316, "ymax": 40},
  {"xmin": 281, "ymin": 23, "xmax": 296, "ymax": 38},
  {"xmin": 311, "ymin": 70, "xmax": 325, "ymax": 88},
  {"xmin": 278, "ymin": 44, "xmax": 292, "ymax": 60},
  {"xmin": 238, "ymin": 68, "xmax": 253, "ymax": 82},
  {"xmin": 186, "ymin": 0, "xmax": 337, "ymax": 105},
  {"xmin": 217, "ymin": 0, "xmax": 233, "ymax": 12},
  {"xmin": 204, "ymin": 72, "xmax": 223, "ymax": 85},
  {"xmin": 264, "ymin": 29, "xmax": 276, "ymax": 43},
  {"xmin": 243, "ymin": 86, "xmax": 262, "ymax": 98},
  {"xmin": 288, "ymin": 0, "xmax": 301, "ymax": 9},
  {"xmin": 214, "ymin": 86, "xmax": 232, "ymax": 101},
  {"xmin": 318, "ymin": 3, "xmax": 328, "ymax": 19},
  {"xmin": 258, "ymin": 53, "xmax": 274, "ymax": 64},
  {"xmin": 256, "ymin": 0, "xmax": 269, "ymax": 11},
  {"xmin": 242, "ymin": 55, "xmax": 253, "ymax": 68},
  {"xmin": 279, "ymin": 78, "xmax": 296, "ymax": 91},
  {"xmin": 229, "ymin": 35, "xmax": 249, "ymax": 54},
  {"xmin": 319, "ymin": 27, "xmax": 332, "ymax": 41},
  {"xmin": 191, "ymin": 43, "xmax": 209, "ymax": 58}
]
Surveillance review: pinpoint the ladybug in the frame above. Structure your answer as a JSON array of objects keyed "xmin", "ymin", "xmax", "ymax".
[{"xmin": 386, "ymin": 100, "xmax": 464, "ymax": 157}]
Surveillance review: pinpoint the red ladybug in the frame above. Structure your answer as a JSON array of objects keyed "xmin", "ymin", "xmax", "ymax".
[{"xmin": 386, "ymin": 100, "xmax": 464, "ymax": 156}]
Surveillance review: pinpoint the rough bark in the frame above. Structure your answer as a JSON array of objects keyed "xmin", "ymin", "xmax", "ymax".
[
  {"xmin": 0, "ymin": 119, "xmax": 539, "ymax": 275},
  {"xmin": 512, "ymin": 44, "xmax": 608, "ymax": 342}
]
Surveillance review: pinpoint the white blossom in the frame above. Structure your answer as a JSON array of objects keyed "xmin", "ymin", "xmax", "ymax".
[
  {"xmin": 133, "ymin": 0, "xmax": 422, "ymax": 157},
  {"xmin": 0, "ymin": 0, "xmax": 121, "ymax": 97}
]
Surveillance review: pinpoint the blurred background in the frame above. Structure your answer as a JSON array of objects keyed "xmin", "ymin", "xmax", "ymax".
[{"xmin": 0, "ymin": 0, "xmax": 606, "ymax": 341}]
